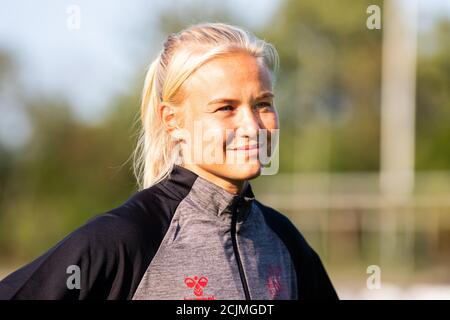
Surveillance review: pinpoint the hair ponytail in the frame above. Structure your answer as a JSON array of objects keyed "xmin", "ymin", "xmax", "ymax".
[{"xmin": 133, "ymin": 55, "xmax": 180, "ymax": 190}]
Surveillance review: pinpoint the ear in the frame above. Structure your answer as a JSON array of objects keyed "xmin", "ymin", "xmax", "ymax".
[{"xmin": 158, "ymin": 103, "xmax": 182, "ymax": 140}]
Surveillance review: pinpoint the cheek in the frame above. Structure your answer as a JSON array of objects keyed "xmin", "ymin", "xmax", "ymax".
[
  {"xmin": 197, "ymin": 119, "xmax": 229, "ymax": 150},
  {"xmin": 260, "ymin": 113, "xmax": 279, "ymax": 156},
  {"xmin": 260, "ymin": 112, "xmax": 279, "ymax": 130}
]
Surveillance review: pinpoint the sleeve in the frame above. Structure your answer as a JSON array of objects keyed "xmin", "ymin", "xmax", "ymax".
[
  {"xmin": 300, "ymin": 245, "xmax": 339, "ymax": 300},
  {"xmin": 0, "ymin": 213, "xmax": 138, "ymax": 300}
]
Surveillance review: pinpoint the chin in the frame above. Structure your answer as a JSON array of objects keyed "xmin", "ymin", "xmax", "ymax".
[{"xmin": 223, "ymin": 163, "xmax": 262, "ymax": 181}]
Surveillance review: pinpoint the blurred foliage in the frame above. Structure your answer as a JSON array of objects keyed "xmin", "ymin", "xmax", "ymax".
[
  {"xmin": 416, "ymin": 20, "xmax": 450, "ymax": 170},
  {"xmin": 0, "ymin": 84, "xmax": 141, "ymax": 261},
  {"xmin": 265, "ymin": 0, "xmax": 383, "ymax": 173},
  {"xmin": 0, "ymin": 0, "xmax": 449, "ymax": 264}
]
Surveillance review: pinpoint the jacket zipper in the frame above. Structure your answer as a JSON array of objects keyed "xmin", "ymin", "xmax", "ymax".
[{"xmin": 230, "ymin": 202, "xmax": 251, "ymax": 300}]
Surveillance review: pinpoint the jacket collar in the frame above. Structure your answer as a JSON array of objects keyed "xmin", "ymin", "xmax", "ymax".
[{"xmin": 161, "ymin": 165, "xmax": 255, "ymax": 219}]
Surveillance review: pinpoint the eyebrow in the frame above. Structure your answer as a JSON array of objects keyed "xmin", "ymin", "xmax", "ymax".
[{"xmin": 206, "ymin": 91, "xmax": 274, "ymax": 106}]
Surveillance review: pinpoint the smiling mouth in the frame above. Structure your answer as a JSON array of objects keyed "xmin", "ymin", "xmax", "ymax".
[{"xmin": 229, "ymin": 144, "xmax": 259, "ymax": 151}]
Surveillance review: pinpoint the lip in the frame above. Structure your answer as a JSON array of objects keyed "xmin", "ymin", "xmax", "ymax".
[{"xmin": 229, "ymin": 144, "xmax": 259, "ymax": 151}]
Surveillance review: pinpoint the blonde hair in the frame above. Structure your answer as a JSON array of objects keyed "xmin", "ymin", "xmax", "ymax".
[{"xmin": 133, "ymin": 22, "xmax": 280, "ymax": 190}]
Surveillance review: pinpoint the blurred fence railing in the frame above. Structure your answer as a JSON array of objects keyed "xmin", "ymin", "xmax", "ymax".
[{"xmin": 255, "ymin": 171, "xmax": 450, "ymax": 280}]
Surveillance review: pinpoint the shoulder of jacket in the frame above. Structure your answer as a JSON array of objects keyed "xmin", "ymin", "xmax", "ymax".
[{"xmin": 71, "ymin": 186, "xmax": 176, "ymax": 254}]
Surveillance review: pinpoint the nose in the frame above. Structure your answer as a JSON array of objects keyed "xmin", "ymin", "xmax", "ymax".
[{"xmin": 236, "ymin": 105, "xmax": 261, "ymax": 139}]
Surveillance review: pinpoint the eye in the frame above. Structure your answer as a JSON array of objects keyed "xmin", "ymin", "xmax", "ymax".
[
  {"xmin": 216, "ymin": 105, "xmax": 234, "ymax": 112},
  {"xmin": 255, "ymin": 102, "xmax": 273, "ymax": 110}
]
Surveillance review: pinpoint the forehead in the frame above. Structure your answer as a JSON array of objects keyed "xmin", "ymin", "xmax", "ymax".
[{"xmin": 183, "ymin": 52, "xmax": 273, "ymax": 102}]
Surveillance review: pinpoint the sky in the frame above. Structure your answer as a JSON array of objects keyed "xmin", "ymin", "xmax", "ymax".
[{"xmin": 0, "ymin": 0, "xmax": 449, "ymax": 149}]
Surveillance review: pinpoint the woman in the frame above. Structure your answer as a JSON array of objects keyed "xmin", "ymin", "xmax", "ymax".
[{"xmin": 0, "ymin": 22, "xmax": 338, "ymax": 300}]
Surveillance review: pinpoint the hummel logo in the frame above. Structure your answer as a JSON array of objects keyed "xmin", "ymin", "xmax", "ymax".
[{"xmin": 184, "ymin": 276, "xmax": 208, "ymax": 296}]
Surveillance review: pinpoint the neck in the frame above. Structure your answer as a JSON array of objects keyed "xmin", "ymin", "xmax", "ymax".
[{"xmin": 181, "ymin": 164, "xmax": 248, "ymax": 195}]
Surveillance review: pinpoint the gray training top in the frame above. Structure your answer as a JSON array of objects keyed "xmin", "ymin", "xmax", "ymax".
[{"xmin": 133, "ymin": 172, "xmax": 297, "ymax": 300}]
